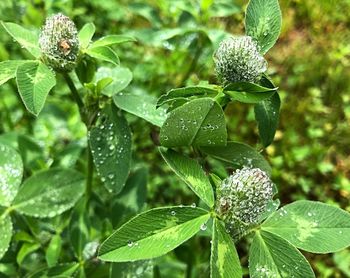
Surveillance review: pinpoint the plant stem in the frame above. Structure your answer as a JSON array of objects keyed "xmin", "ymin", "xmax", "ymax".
[
  {"xmin": 62, "ymin": 72, "xmax": 94, "ymax": 202},
  {"xmin": 62, "ymin": 72, "xmax": 86, "ymax": 124}
]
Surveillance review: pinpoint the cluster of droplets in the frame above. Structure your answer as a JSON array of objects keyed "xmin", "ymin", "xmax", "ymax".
[
  {"xmin": 39, "ymin": 13, "xmax": 79, "ymax": 72},
  {"xmin": 215, "ymin": 167, "xmax": 274, "ymax": 240},
  {"xmin": 214, "ymin": 36, "xmax": 267, "ymax": 84}
]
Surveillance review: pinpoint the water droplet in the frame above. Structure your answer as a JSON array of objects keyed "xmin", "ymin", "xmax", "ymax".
[
  {"xmin": 170, "ymin": 210, "xmax": 176, "ymax": 216},
  {"xmin": 200, "ymin": 223, "xmax": 207, "ymax": 231},
  {"xmin": 191, "ymin": 203, "xmax": 196, "ymax": 208}
]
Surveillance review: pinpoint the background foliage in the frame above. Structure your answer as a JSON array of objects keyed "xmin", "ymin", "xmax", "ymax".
[{"xmin": 0, "ymin": 0, "xmax": 349, "ymax": 277}]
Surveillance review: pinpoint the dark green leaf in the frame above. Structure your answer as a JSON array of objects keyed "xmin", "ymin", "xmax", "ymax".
[
  {"xmin": 28, "ymin": 263, "xmax": 79, "ymax": 278},
  {"xmin": 254, "ymin": 92, "xmax": 280, "ymax": 147},
  {"xmin": 159, "ymin": 148, "xmax": 214, "ymax": 208},
  {"xmin": 16, "ymin": 61, "xmax": 56, "ymax": 116},
  {"xmin": 211, "ymin": 219, "xmax": 242, "ymax": 278},
  {"xmin": 249, "ymin": 230, "xmax": 315, "ymax": 278},
  {"xmin": 262, "ymin": 201, "xmax": 350, "ymax": 253},
  {"xmin": 160, "ymin": 98, "xmax": 227, "ymax": 147},
  {"xmin": 89, "ymin": 104, "xmax": 132, "ymax": 193},
  {"xmin": 17, "ymin": 242, "xmax": 41, "ymax": 265},
  {"xmin": 200, "ymin": 141, "xmax": 272, "ymax": 176},
  {"xmin": 245, "ymin": 0, "xmax": 282, "ymax": 54},
  {"xmin": 12, "ymin": 169, "xmax": 85, "ymax": 218},
  {"xmin": 224, "ymin": 81, "xmax": 277, "ymax": 104},
  {"xmin": 98, "ymin": 206, "xmax": 210, "ymax": 262}
]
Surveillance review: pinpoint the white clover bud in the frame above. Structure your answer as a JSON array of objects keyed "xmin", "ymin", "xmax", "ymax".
[
  {"xmin": 214, "ymin": 36, "xmax": 267, "ymax": 84},
  {"xmin": 216, "ymin": 167, "xmax": 274, "ymax": 240},
  {"xmin": 39, "ymin": 13, "xmax": 79, "ymax": 72}
]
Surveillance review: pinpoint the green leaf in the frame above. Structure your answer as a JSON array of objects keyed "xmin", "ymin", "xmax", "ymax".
[
  {"xmin": 245, "ymin": 0, "xmax": 282, "ymax": 54},
  {"xmin": 0, "ymin": 214, "xmax": 12, "ymax": 260},
  {"xmin": 157, "ymin": 86, "xmax": 219, "ymax": 107},
  {"xmin": 262, "ymin": 201, "xmax": 350, "ymax": 253},
  {"xmin": 160, "ymin": 98, "xmax": 227, "ymax": 147},
  {"xmin": 46, "ymin": 234, "xmax": 62, "ymax": 267},
  {"xmin": 28, "ymin": 263, "xmax": 80, "ymax": 278},
  {"xmin": 78, "ymin": 23, "xmax": 96, "ymax": 49},
  {"xmin": 254, "ymin": 92, "xmax": 280, "ymax": 147},
  {"xmin": 0, "ymin": 60, "xmax": 26, "ymax": 86},
  {"xmin": 0, "ymin": 143, "xmax": 23, "ymax": 206},
  {"xmin": 249, "ymin": 230, "xmax": 315, "ymax": 278},
  {"xmin": 91, "ymin": 34, "xmax": 136, "ymax": 47},
  {"xmin": 1, "ymin": 22, "xmax": 41, "ymax": 58},
  {"xmin": 113, "ymin": 92, "xmax": 167, "ymax": 127},
  {"xmin": 95, "ymin": 67, "xmax": 133, "ymax": 97},
  {"xmin": 111, "ymin": 168, "xmax": 148, "ymax": 227},
  {"xmin": 17, "ymin": 242, "xmax": 41, "ymax": 265},
  {"xmin": 211, "ymin": 219, "xmax": 242, "ymax": 278},
  {"xmin": 159, "ymin": 148, "xmax": 214, "ymax": 208},
  {"xmin": 224, "ymin": 81, "xmax": 277, "ymax": 104},
  {"xmin": 16, "ymin": 61, "xmax": 56, "ymax": 116},
  {"xmin": 69, "ymin": 200, "xmax": 90, "ymax": 261},
  {"xmin": 200, "ymin": 141, "xmax": 272, "ymax": 176},
  {"xmin": 89, "ymin": 104, "xmax": 132, "ymax": 193},
  {"xmin": 86, "ymin": 46, "xmax": 120, "ymax": 65},
  {"xmin": 12, "ymin": 168, "xmax": 85, "ymax": 218},
  {"xmin": 98, "ymin": 206, "xmax": 210, "ymax": 262}
]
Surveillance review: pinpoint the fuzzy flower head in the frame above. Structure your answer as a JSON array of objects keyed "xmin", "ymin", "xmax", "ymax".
[
  {"xmin": 39, "ymin": 13, "xmax": 79, "ymax": 72},
  {"xmin": 216, "ymin": 167, "xmax": 274, "ymax": 240},
  {"xmin": 214, "ymin": 36, "xmax": 267, "ymax": 84}
]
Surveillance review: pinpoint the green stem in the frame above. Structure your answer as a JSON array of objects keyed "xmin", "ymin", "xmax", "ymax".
[
  {"xmin": 86, "ymin": 144, "xmax": 94, "ymax": 202},
  {"xmin": 62, "ymin": 72, "xmax": 86, "ymax": 124},
  {"xmin": 62, "ymin": 72, "xmax": 93, "ymax": 202}
]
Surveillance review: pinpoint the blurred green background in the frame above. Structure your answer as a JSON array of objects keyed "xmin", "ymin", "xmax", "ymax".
[{"xmin": 0, "ymin": 0, "xmax": 349, "ymax": 277}]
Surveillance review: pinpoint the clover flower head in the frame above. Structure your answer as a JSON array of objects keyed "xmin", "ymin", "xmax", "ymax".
[
  {"xmin": 216, "ymin": 167, "xmax": 274, "ymax": 240},
  {"xmin": 214, "ymin": 36, "xmax": 267, "ymax": 84},
  {"xmin": 39, "ymin": 13, "xmax": 79, "ymax": 72}
]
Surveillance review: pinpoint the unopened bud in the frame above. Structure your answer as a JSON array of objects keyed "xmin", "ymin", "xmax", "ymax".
[
  {"xmin": 216, "ymin": 167, "xmax": 274, "ymax": 240},
  {"xmin": 39, "ymin": 13, "xmax": 79, "ymax": 72},
  {"xmin": 214, "ymin": 36, "xmax": 267, "ymax": 84}
]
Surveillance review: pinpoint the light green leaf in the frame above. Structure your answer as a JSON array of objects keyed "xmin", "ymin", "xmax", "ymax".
[
  {"xmin": 262, "ymin": 201, "xmax": 350, "ymax": 253},
  {"xmin": 95, "ymin": 67, "xmax": 133, "ymax": 97},
  {"xmin": 78, "ymin": 23, "xmax": 96, "ymax": 49},
  {"xmin": 1, "ymin": 22, "xmax": 41, "ymax": 58},
  {"xmin": 46, "ymin": 234, "xmax": 62, "ymax": 267},
  {"xmin": 245, "ymin": 0, "xmax": 282, "ymax": 54},
  {"xmin": 86, "ymin": 46, "xmax": 120, "ymax": 65},
  {"xmin": 157, "ymin": 86, "xmax": 219, "ymax": 107},
  {"xmin": 0, "ymin": 214, "xmax": 12, "ymax": 260},
  {"xmin": 0, "ymin": 60, "xmax": 26, "ymax": 86},
  {"xmin": 249, "ymin": 230, "xmax": 315, "ymax": 278},
  {"xmin": 89, "ymin": 104, "xmax": 132, "ymax": 193},
  {"xmin": 98, "ymin": 206, "xmax": 210, "ymax": 262},
  {"xmin": 12, "ymin": 168, "xmax": 85, "ymax": 218},
  {"xmin": 17, "ymin": 242, "xmax": 41, "ymax": 265},
  {"xmin": 224, "ymin": 81, "xmax": 277, "ymax": 104},
  {"xmin": 159, "ymin": 148, "xmax": 214, "ymax": 208},
  {"xmin": 160, "ymin": 98, "xmax": 227, "ymax": 147},
  {"xmin": 254, "ymin": 92, "xmax": 280, "ymax": 147},
  {"xmin": 113, "ymin": 92, "xmax": 167, "ymax": 127},
  {"xmin": 200, "ymin": 141, "xmax": 272, "ymax": 176},
  {"xmin": 91, "ymin": 34, "xmax": 136, "ymax": 48},
  {"xmin": 211, "ymin": 219, "xmax": 242, "ymax": 278},
  {"xmin": 16, "ymin": 61, "xmax": 56, "ymax": 116},
  {"xmin": 0, "ymin": 143, "xmax": 23, "ymax": 206}
]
